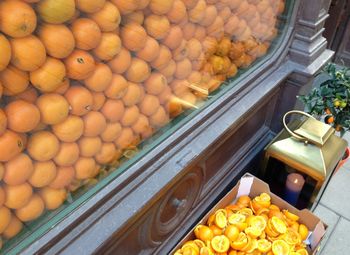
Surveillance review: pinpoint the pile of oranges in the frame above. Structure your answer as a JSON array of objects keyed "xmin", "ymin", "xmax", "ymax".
[
  {"xmin": 174, "ymin": 193, "xmax": 310, "ymax": 255},
  {"xmin": 0, "ymin": 0, "xmax": 285, "ymax": 247}
]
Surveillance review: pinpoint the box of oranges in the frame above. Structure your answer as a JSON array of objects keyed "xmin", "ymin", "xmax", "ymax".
[{"xmin": 172, "ymin": 173, "xmax": 327, "ymax": 255}]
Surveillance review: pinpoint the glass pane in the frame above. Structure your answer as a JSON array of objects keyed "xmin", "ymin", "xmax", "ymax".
[{"xmin": 0, "ymin": 0, "xmax": 293, "ymax": 253}]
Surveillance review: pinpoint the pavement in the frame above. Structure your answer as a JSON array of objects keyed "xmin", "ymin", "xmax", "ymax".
[{"xmin": 314, "ymin": 131, "xmax": 350, "ymax": 254}]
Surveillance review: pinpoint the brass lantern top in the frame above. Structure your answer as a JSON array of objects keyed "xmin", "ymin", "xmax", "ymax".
[{"xmin": 265, "ymin": 111, "xmax": 348, "ymax": 182}]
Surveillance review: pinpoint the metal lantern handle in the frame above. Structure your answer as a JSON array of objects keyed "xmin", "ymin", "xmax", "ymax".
[{"xmin": 283, "ymin": 110, "xmax": 316, "ymax": 142}]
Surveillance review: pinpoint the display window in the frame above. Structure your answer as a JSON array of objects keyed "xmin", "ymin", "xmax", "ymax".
[{"xmin": 0, "ymin": 0, "xmax": 292, "ymax": 252}]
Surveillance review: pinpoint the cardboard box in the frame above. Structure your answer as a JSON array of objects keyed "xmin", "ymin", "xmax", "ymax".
[{"xmin": 172, "ymin": 173, "xmax": 327, "ymax": 254}]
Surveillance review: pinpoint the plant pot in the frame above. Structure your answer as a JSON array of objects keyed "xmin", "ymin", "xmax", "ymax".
[{"xmin": 334, "ymin": 147, "xmax": 350, "ymax": 174}]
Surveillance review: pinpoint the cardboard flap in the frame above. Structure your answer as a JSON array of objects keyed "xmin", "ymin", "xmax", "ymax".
[
  {"xmin": 310, "ymin": 221, "xmax": 326, "ymax": 250},
  {"xmin": 235, "ymin": 176, "xmax": 254, "ymax": 199}
]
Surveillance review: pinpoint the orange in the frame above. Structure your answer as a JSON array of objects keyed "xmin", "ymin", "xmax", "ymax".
[
  {"xmin": 167, "ymin": 0, "xmax": 187, "ymax": 24},
  {"xmin": 268, "ymin": 210, "xmax": 285, "ymax": 220},
  {"xmin": 282, "ymin": 228, "xmax": 301, "ymax": 246},
  {"xmin": 136, "ymin": 37, "xmax": 160, "ymax": 62},
  {"xmin": 182, "ymin": 22, "xmax": 196, "ymax": 40},
  {"xmin": 144, "ymin": 73, "xmax": 167, "ymax": 96},
  {"xmin": 64, "ymin": 50, "xmax": 95, "ymax": 80},
  {"xmin": 3, "ymin": 153, "xmax": 33, "ymax": 185},
  {"xmin": 120, "ymin": 23, "xmax": 147, "ymax": 51},
  {"xmin": 95, "ymin": 142, "xmax": 118, "ymax": 164},
  {"xmin": 122, "ymin": 82, "xmax": 142, "ymax": 106},
  {"xmin": 121, "ymin": 106, "xmax": 140, "ymax": 127},
  {"xmin": 173, "ymin": 40, "xmax": 188, "ymax": 61},
  {"xmin": 0, "ymin": 206, "xmax": 11, "ymax": 233},
  {"xmin": 108, "ymin": 47, "xmax": 132, "ymax": 74},
  {"xmin": 111, "ymin": 0, "xmax": 138, "ymax": 15},
  {"xmin": 53, "ymin": 142, "xmax": 80, "ymax": 166},
  {"xmin": 76, "ymin": 0, "xmax": 106, "ymax": 13},
  {"xmin": 182, "ymin": 0, "xmax": 199, "ymax": 9},
  {"xmin": 15, "ymin": 194, "xmax": 44, "ymax": 222},
  {"xmin": 78, "ymin": 137, "xmax": 102, "ymax": 157},
  {"xmin": 5, "ymin": 100, "xmax": 40, "ymax": 133},
  {"xmin": 201, "ymin": 5, "xmax": 218, "ymax": 27},
  {"xmin": 202, "ymin": 37, "xmax": 218, "ymax": 57},
  {"xmin": 0, "ymin": 34, "xmax": 11, "ymax": 71},
  {"xmin": 28, "ymin": 160, "xmax": 57, "ymax": 188},
  {"xmin": 0, "ymin": 190, "xmax": 4, "ymax": 205},
  {"xmin": 83, "ymin": 111, "xmax": 107, "ymax": 137},
  {"xmin": 257, "ymin": 239, "xmax": 271, "ymax": 253},
  {"xmin": 131, "ymin": 115, "xmax": 152, "ymax": 139},
  {"xmin": 189, "ymin": 0, "xmax": 206, "ymax": 23},
  {"xmin": 162, "ymin": 26, "xmax": 183, "ymax": 50},
  {"xmin": 0, "ymin": 0, "xmax": 37, "ymax": 38},
  {"xmin": 2, "ymin": 215, "xmax": 22, "ymax": 239},
  {"xmin": 101, "ymin": 122, "xmax": 122, "ymax": 142},
  {"xmin": 91, "ymin": 92, "xmax": 106, "ymax": 111},
  {"xmin": 219, "ymin": 6, "xmax": 231, "ymax": 23},
  {"xmin": 70, "ymin": 18, "xmax": 102, "ymax": 51},
  {"xmin": 84, "ymin": 63, "xmax": 112, "ymax": 92},
  {"xmin": 122, "ymin": 11, "xmax": 144, "ymax": 25},
  {"xmin": 228, "ymin": 213, "xmax": 247, "ymax": 231},
  {"xmin": 211, "ymin": 235, "xmax": 229, "ymax": 253},
  {"xmin": 114, "ymin": 128, "xmax": 135, "ymax": 149},
  {"xmin": 139, "ymin": 95, "xmax": 160, "ymax": 116},
  {"xmin": 298, "ymin": 224, "xmax": 309, "ymax": 241},
  {"xmin": 207, "ymin": 16, "xmax": 224, "ymax": 39},
  {"xmin": 53, "ymin": 79, "xmax": 70, "ymax": 95},
  {"xmin": 175, "ymin": 58, "xmax": 192, "ymax": 79},
  {"xmin": 187, "ymin": 39, "xmax": 202, "ymax": 61},
  {"xmin": 269, "ymin": 204, "xmax": 281, "ymax": 212},
  {"xmin": 93, "ymin": 32, "xmax": 121, "ymax": 61},
  {"xmin": 159, "ymin": 60, "xmax": 176, "ymax": 80},
  {"xmin": 0, "ymin": 130, "xmax": 25, "ymax": 162},
  {"xmin": 271, "ymin": 240, "xmax": 290, "ymax": 255},
  {"xmin": 105, "ymin": 74, "xmax": 128, "ymax": 99},
  {"xmin": 209, "ymin": 224, "xmax": 223, "ymax": 236},
  {"xmin": 10, "ymin": 35, "xmax": 46, "ymax": 72},
  {"xmin": 12, "ymin": 86, "xmax": 38, "ymax": 104},
  {"xmin": 194, "ymin": 225, "xmax": 214, "ymax": 242},
  {"xmin": 38, "ymin": 24, "xmax": 75, "ymax": 59},
  {"xmin": 101, "ymin": 99, "xmax": 125, "ymax": 122},
  {"xmin": 224, "ymin": 225, "xmax": 239, "ymax": 242},
  {"xmin": 27, "ymin": 131, "xmax": 60, "ymax": 161},
  {"xmin": 0, "ymin": 110, "xmax": 6, "ymax": 136},
  {"xmin": 39, "ymin": 187, "xmax": 67, "ymax": 210},
  {"xmin": 270, "ymin": 216, "xmax": 287, "ymax": 234},
  {"xmin": 30, "ymin": 57, "xmax": 66, "ymax": 92},
  {"xmin": 170, "ymin": 79, "xmax": 190, "ymax": 95},
  {"xmin": 149, "ymin": 0, "xmax": 174, "ymax": 15},
  {"xmin": 296, "ymin": 248, "xmax": 308, "ymax": 255},
  {"xmin": 88, "ymin": 1, "xmax": 121, "ymax": 32},
  {"xmin": 52, "ymin": 115, "xmax": 84, "ymax": 143},
  {"xmin": 37, "ymin": 0, "xmax": 75, "ymax": 24},
  {"xmin": 231, "ymin": 232, "xmax": 248, "ymax": 250},
  {"xmin": 214, "ymin": 209, "xmax": 227, "ymax": 229},
  {"xmin": 126, "ymin": 58, "xmax": 151, "ymax": 83},
  {"xmin": 65, "ymin": 86, "xmax": 93, "ymax": 116},
  {"xmin": 144, "ymin": 15, "xmax": 170, "ymax": 40},
  {"xmin": 149, "ymin": 107, "xmax": 169, "ymax": 128},
  {"xmin": 194, "ymin": 26, "xmax": 206, "ymax": 41},
  {"xmin": 150, "ymin": 45, "xmax": 172, "ymax": 70},
  {"xmin": 4, "ymin": 182, "xmax": 33, "ymax": 209},
  {"xmin": 49, "ymin": 166, "xmax": 75, "ymax": 189},
  {"xmin": 36, "ymin": 93, "xmax": 70, "ymax": 125},
  {"xmin": 74, "ymin": 157, "xmax": 97, "ymax": 179},
  {"xmin": 283, "ymin": 210, "xmax": 299, "ymax": 222}
]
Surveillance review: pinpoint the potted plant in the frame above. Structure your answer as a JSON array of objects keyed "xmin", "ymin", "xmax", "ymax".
[{"xmin": 297, "ymin": 62, "xmax": 350, "ymax": 171}]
